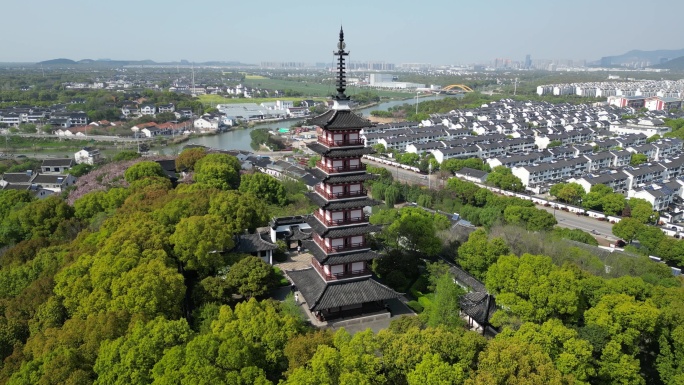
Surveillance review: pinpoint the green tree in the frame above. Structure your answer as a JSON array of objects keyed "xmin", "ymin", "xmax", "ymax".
[
  {"xmin": 124, "ymin": 161, "xmax": 166, "ymax": 183},
  {"xmin": 194, "ymin": 153, "xmax": 241, "ymax": 190},
  {"xmin": 175, "ymin": 147, "xmax": 206, "ymax": 171},
  {"xmin": 630, "ymin": 153, "xmax": 648, "ymax": 166},
  {"xmin": 209, "ymin": 191, "xmax": 269, "ymax": 234},
  {"xmin": 628, "ymin": 198, "xmax": 655, "ymax": 224},
  {"xmin": 225, "ymin": 256, "xmax": 277, "ymax": 298},
  {"xmin": 584, "ymin": 294, "xmax": 659, "ymax": 384},
  {"xmin": 69, "ymin": 163, "xmax": 93, "ymax": 177},
  {"xmin": 486, "ymin": 166, "xmax": 524, "ymax": 192},
  {"xmin": 382, "ymin": 207, "xmax": 450, "ymax": 257},
  {"xmin": 465, "ymin": 336, "xmax": 565, "ymax": 385},
  {"xmin": 503, "ymin": 205, "xmax": 557, "ymax": 231},
  {"xmin": 601, "ymin": 193, "xmax": 625, "ymax": 216},
  {"xmin": 582, "ymin": 184, "xmax": 612, "ymax": 211},
  {"xmin": 372, "ymin": 143, "xmax": 386, "ymax": 154},
  {"xmin": 612, "ymin": 218, "xmax": 645, "ymax": 243},
  {"xmin": 457, "ymin": 229, "xmax": 509, "ymax": 280},
  {"xmin": 407, "ymin": 353, "xmax": 466, "ymax": 385},
  {"xmin": 423, "ymin": 273, "xmax": 465, "ymax": 329},
  {"xmin": 170, "ymin": 215, "xmax": 234, "ymax": 274},
  {"xmin": 549, "ymin": 182, "xmax": 586, "ymax": 205},
  {"xmin": 635, "ymin": 225, "xmax": 665, "ymax": 253},
  {"xmin": 113, "ymin": 150, "xmax": 141, "ymax": 162},
  {"xmin": 239, "ymin": 173, "xmax": 287, "ymax": 205},
  {"xmin": 384, "ymin": 185, "xmax": 401, "ymax": 208},
  {"xmin": 512, "ymin": 319, "xmax": 596, "ymax": 383},
  {"xmin": 486, "ymin": 254, "xmax": 583, "ymax": 324},
  {"xmin": 94, "ymin": 317, "xmax": 193, "ymax": 385},
  {"xmin": 284, "ymin": 330, "xmax": 334, "ymax": 373}
]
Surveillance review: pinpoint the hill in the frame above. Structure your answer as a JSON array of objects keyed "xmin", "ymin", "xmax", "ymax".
[
  {"xmin": 596, "ymin": 48, "xmax": 684, "ymax": 66},
  {"xmin": 34, "ymin": 58, "xmax": 249, "ymax": 67},
  {"xmin": 37, "ymin": 58, "xmax": 77, "ymax": 65},
  {"xmin": 651, "ymin": 55, "xmax": 684, "ymax": 70}
]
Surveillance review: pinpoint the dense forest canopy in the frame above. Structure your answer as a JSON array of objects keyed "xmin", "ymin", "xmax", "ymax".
[{"xmin": 0, "ymin": 149, "xmax": 680, "ymax": 384}]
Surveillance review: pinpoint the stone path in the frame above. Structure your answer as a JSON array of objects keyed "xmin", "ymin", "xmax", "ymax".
[{"xmin": 275, "ymin": 251, "xmax": 312, "ymax": 273}]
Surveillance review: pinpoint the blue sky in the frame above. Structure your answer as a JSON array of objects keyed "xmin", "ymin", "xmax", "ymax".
[{"xmin": 1, "ymin": 0, "xmax": 683, "ymax": 64}]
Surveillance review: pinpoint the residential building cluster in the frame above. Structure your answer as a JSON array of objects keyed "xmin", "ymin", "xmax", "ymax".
[
  {"xmin": 0, "ymin": 105, "xmax": 87, "ymax": 128},
  {"xmin": 358, "ymin": 98, "xmax": 684, "ymax": 220},
  {"xmin": 536, "ymin": 80, "xmax": 684, "ymax": 111}
]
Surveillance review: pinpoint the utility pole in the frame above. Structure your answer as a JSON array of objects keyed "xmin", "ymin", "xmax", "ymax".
[{"xmin": 428, "ymin": 162, "xmax": 432, "ymax": 189}]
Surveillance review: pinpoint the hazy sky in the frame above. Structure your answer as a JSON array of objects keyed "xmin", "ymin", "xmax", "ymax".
[{"xmin": 2, "ymin": 0, "xmax": 683, "ymax": 64}]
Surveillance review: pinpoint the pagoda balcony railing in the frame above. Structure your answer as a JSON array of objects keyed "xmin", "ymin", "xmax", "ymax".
[
  {"xmin": 311, "ymin": 259, "xmax": 371, "ymax": 281},
  {"xmin": 316, "ymin": 162, "xmax": 366, "ymax": 173},
  {"xmin": 312, "ymin": 237, "xmax": 368, "ymax": 253},
  {"xmin": 317, "ymin": 137, "xmax": 364, "ymax": 147},
  {"xmin": 315, "ymin": 187, "xmax": 367, "ymax": 200},
  {"xmin": 314, "ymin": 212, "xmax": 369, "ymax": 226}
]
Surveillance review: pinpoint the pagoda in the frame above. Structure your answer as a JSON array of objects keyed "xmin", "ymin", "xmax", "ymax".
[{"xmin": 287, "ymin": 27, "xmax": 400, "ymax": 321}]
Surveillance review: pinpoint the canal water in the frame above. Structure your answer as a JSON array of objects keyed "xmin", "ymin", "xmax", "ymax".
[{"xmin": 169, "ymin": 94, "xmax": 456, "ymax": 153}]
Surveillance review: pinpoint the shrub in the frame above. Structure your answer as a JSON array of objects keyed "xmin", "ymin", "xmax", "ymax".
[
  {"xmin": 407, "ymin": 300, "xmax": 424, "ymax": 313},
  {"xmin": 385, "ymin": 270, "xmax": 409, "ymax": 291}
]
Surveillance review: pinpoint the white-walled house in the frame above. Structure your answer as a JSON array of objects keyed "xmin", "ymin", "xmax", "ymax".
[
  {"xmin": 74, "ymin": 147, "xmax": 102, "ymax": 165},
  {"xmin": 194, "ymin": 116, "xmax": 219, "ymax": 131}
]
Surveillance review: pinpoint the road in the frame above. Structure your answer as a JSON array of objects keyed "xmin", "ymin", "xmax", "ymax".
[
  {"xmin": 4, "ymin": 133, "xmax": 148, "ymax": 142},
  {"xmin": 362, "ymin": 158, "xmax": 618, "ymax": 240},
  {"xmin": 363, "ymin": 158, "xmax": 439, "ymax": 187},
  {"xmin": 538, "ymin": 206, "xmax": 617, "ymax": 241}
]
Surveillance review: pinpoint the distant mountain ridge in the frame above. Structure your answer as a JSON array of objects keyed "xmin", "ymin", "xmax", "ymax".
[
  {"xmin": 36, "ymin": 58, "xmax": 250, "ymax": 67},
  {"xmin": 651, "ymin": 56, "xmax": 684, "ymax": 70},
  {"xmin": 597, "ymin": 48, "xmax": 684, "ymax": 66}
]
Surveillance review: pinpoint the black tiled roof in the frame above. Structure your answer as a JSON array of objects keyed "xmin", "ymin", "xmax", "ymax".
[
  {"xmin": 307, "ymin": 109, "xmax": 372, "ymax": 130},
  {"xmin": 305, "ymin": 215, "xmax": 379, "ymax": 237},
  {"xmin": 309, "ymin": 168, "xmax": 376, "ymax": 183},
  {"xmin": 41, "ymin": 158, "xmax": 73, "ymax": 167},
  {"xmin": 305, "ymin": 192, "xmax": 380, "ymax": 209},
  {"xmin": 287, "ymin": 268, "xmax": 400, "ymax": 311},
  {"xmin": 270, "ymin": 216, "xmax": 308, "ymax": 229},
  {"xmin": 289, "ymin": 227, "xmax": 312, "ymax": 241},
  {"xmin": 1, "ymin": 173, "xmax": 34, "ymax": 184},
  {"xmin": 459, "ymin": 292, "xmax": 496, "ymax": 325},
  {"xmin": 32, "ymin": 174, "xmax": 68, "ymax": 184},
  {"xmin": 450, "ymin": 265, "xmax": 486, "ymax": 292},
  {"xmin": 306, "ymin": 142, "xmax": 375, "ymax": 157},
  {"xmin": 235, "ymin": 232, "xmax": 277, "ymax": 253},
  {"xmin": 303, "ymin": 240, "xmax": 378, "ymax": 264},
  {"xmin": 2, "ymin": 184, "xmax": 29, "ymax": 191}
]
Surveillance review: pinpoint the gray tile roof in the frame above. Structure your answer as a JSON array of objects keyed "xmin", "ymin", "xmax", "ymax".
[
  {"xmin": 287, "ymin": 268, "xmax": 400, "ymax": 311},
  {"xmin": 306, "ymin": 142, "xmax": 375, "ymax": 157},
  {"xmin": 307, "ymin": 109, "xmax": 373, "ymax": 130},
  {"xmin": 305, "ymin": 192, "xmax": 379, "ymax": 209},
  {"xmin": 1, "ymin": 172, "xmax": 35, "ymax": 184},
  {"xmin": 460, "ymin": 292, "xmax": 497, "ymax": 325},
  {"xmin": 32, "ymin": 174, "xmax": 68, "ymax": 185},
  {"xmin": 309, "ymin": 168, "xmax": 377, "ymax": 184},
  {"xmin": 303, "ymin": 240, "xmax": 378, "ymax": 264},
  {"xmin": 234, "ymin": 232, "xmax": 277, "ymax": 253},
  {"xmin": 305, "ymin": 215, "xmax": 380, "ymax": 238},
  {"xmin": 41, "ymin": 158, "xmax": 73, "ymax": 167}
]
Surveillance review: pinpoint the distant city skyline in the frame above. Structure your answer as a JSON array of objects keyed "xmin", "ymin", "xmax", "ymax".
[{"xmin": 2, "ymin": 0, "xmax": 683, "ymax": 65}]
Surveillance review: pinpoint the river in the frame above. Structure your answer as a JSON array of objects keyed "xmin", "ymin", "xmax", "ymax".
[{"xmin": 168, "ymin": 94, "xmax": 458, "ymax": 153}]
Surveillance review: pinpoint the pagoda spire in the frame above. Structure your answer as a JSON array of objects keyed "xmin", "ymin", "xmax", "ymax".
[{"xmin": 334, "ymin": 26, "xmax": 349, "ymax": 101}]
